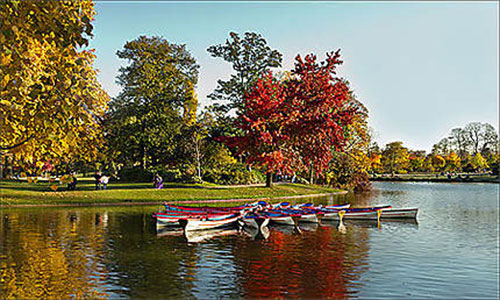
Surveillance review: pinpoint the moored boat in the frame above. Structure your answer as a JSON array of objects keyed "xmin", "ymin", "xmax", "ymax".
[
  {"xmin": 269, "ymin": 208, "xmax": 320, "ymax": 223},
  {"xmin": 321, "ymin": 208, "xmax": 382, "ymax": 221},
  {"xmin": 260, "ymin": 211, "xmax": 299, "ymax": 226},
  {"xmin": 154, "ymin": 210, "xmax": 231, "ymax": 227},
  {"xmin": 380, "ymin": 207, "xmax": 418, "ymax": 219},
  {"xmin": 240, "ymin": 213, "xmax": 270, "ymax": 230},
  {"xmin": 184, "ymin": 228, "xmax": 239, "ymax": 243},
  {"xmin": 179, "ymin": 212, "xmax": 241, "ymax": 231}
]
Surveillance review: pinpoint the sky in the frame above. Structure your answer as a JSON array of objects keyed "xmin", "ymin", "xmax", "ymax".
[{"xmin": 89, "ymin": 1, "xmax": 499, "ymax": 152}]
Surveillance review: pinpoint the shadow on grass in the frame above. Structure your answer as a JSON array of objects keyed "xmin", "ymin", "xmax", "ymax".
[{"xmin": 0, "ymin": 180, "xmax": 219, "ymax": 193}]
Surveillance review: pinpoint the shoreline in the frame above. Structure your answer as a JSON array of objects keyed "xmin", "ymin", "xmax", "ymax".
[
  {"xmin": 0, "ymin": 190, "xmax": 348, "ymax": 208},
  {"xmin": 370, "ymin": 177, "xmax": 500, "ymax": 184}
]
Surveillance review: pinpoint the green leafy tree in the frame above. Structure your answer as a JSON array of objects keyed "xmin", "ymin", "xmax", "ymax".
[
  {"xmin": 207, "ymin": 31, "xmax": 282, "ymax": 114},
  {"xmin": 107, "ymin": 36, "xmax": 199, "ymax": 169}
]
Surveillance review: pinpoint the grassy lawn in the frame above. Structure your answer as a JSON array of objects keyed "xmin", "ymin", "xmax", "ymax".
[{"xmin": 0, "ymin": 178, "xmax": 342, "ymax": 206}]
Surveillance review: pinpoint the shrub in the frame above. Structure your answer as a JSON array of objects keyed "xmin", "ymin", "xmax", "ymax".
[
  {"xmin": 117, "ymin": 168, "xmax": 154, "ymax": 182},
  {"xmin": 203, "ymin": 163, "xmax": 265, "ymax": 185}
]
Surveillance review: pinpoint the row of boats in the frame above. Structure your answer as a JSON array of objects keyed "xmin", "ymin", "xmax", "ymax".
[{"xmin": 153, "ymin": 201, "xmax": 418, "ymax": 232}]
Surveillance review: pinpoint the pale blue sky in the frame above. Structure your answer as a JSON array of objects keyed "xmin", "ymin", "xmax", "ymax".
[{"xmin": 89, "ymin": 1, "xmax": 498, "ymax": 152}]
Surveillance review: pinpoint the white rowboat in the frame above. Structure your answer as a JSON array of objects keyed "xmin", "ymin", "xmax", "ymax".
[{"xmin": 179, "ymin": 213, "xmax": 240, "ymax": 231}]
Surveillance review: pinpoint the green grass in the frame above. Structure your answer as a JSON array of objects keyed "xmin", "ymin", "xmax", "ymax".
[{"xmin": 0, "ymin": 178, "xmax": 343, "ymax": 206}]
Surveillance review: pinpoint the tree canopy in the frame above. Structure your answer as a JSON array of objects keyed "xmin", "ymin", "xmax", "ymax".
[
  {"xmin": 207, "ymin": 31, "xmax": 282, "ymax": 114},
  {"xmin": 106, "ymin": 36, "xmax": 199, "ymax": 169},
  {"xmin": 0, "ymin": 0, "xmax": 109, "ymax": 168}
]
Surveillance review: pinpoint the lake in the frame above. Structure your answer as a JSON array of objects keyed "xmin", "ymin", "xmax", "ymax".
[{"xmin": 1, "ymin": 182, "xmax": 498, "ymax": 299}]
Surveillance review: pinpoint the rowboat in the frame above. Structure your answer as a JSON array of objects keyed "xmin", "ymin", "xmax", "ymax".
[
  {"xmin": 312, "ymin": 203, "xmax": 351, "ymax": 210},
  {"xmin": 184, "ymin": 228, "xmax": 239, "ymax": 243},
  {"xmin": 165, "ymin": 203, "xmax": 252, "ymax": 213},
  {"xmin": 284, "ymin": 208, "xmax": 320, "ymax": 223},
  {"xmin": 260, "ymin": 211, "xmax": 300, "ymax": 226},
  {"xmin": 240, "ymin": 213, "xmax": 270, "ymax": 230},
  {"xmin": 178, "ymin": 212, "xmax": 241, "ymax": 231},
  {"xmin": 380, "ymin": 207, "xmax": 418, "ymax": 219},
  {"xmin": 321, "ymin": 207, "xmax": 382, "ymax": 221},
  {"xmin": 154, "ymin": 210, "xmax": 230, "ymax": 227},
  {"xmin": 241, "ymin": 225, "xmax": 270, "ymax": 240}
]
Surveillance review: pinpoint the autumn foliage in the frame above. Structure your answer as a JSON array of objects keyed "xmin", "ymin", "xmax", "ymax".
[{"xmin": 220, "ymin": 50, "xmax": 361, "ymax": 185}]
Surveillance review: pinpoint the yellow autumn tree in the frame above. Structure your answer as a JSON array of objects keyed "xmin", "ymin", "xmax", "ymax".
[
  {"xmin": 369, "ymin": 153, "xmax": 383, "ymax": 173},
  {"xmin": 445, "ymin": 152, "xmax": 461, "ymax": 172},
  {"xmin": 0, "ymin": 1, "xmax": 109, "ymax": 170},
  {"xmin": 432, "ymin": 155, "xmax": 446, "ymax": 172},
  {"xmin": 183, "ymin": 81, "xmax": 198, "ymax": 126}
]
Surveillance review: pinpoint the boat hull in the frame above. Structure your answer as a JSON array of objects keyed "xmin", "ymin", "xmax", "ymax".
[
  {"xmin": 270, "ymin": 215, "xmax": 297, "ymax": 226},
  {"xmin": 299, "ymin": 213, "xmax": 319, "ymax": 223},
  {"xmin": 322, "ymin": 211, "xmax": 379, "ymax": 221},
  {"xmin": 179, "ymin": 214, "xmax": 240, "ymax": 231},
  {"xmin": 381, "ymin": 208, "xmax": 418, "ymax": 219},
  {"xmin": 242, "ymin": 217, "xmax": 270, "ymax": 229}
]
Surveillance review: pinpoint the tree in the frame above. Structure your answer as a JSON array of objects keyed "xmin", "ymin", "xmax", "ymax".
[
  {"xmin": 445, "ymin": 152, "xmax": 461, "ymax": 172},
  {"xmin": 381, "ymin": 142, "xmax": 410, "ymax": 174},
  {"xmin": 464, "ymin": 122, "xmax": 482, "ymax": 154},
  {"xmin": 448, "ymin": 128, "xmax": 470, "ymax": 158},
  {"xmin": 328, "ymin": 80, "xmax": 371, "ymax": 190},
  {"xmin": 432, "ymin": 155, "xmax": 446, "ymax": 172},
  {"xmin": 470, "ymin": 152, "xmax": 488, "ymax": 171},
  {"xmin": 207, "ymin": 31, "xmax": 282, "ymax": 114},
  {"xmin": 432, "ymin": 138, "xmax": 451, "ymax": 156},
  {"xmin": 479, "ymin": 123, "xmax": 499, "ymax": 155},
  {"xmin": 219, "ymin": 51, "xmax": 360, "ymax": 187},
  {"xmin": 369, "ymin": 153, "xmax": 383, "ymax": 173},
  {"xmin": 107, "ymin": 36, "xmax": 199, "ymax": 169},
  {"xmin": 409, "ymin": 151, "xmax": 426, "ymax": 172},
  {"xmin": 285, "ymin": 51, "xmax": 356, "ymax": 182},
  {"xmin": 0, "ymin": 1, "xmax": 109, "ymax": 168},
  {"xmin": 218, "ymin": 72, "xmax": 289, "ymax": 187}
]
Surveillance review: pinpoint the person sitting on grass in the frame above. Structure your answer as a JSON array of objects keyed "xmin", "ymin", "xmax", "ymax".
[{"xmin": 153, "ymin": 173, "xmax": 163, "ymax": 189}]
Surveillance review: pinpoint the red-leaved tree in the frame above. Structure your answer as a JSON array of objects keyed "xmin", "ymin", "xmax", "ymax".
[
  {"xmin": 218, "ymin": 72, "xmax": 291, "ymax": 187},
  {"xmin": 285, "ymin": 50, "xmax": 356, "ymax": 183},
  {"xmin": 219, "ymin": 50, "xmax": 360, "ymax": 187}
]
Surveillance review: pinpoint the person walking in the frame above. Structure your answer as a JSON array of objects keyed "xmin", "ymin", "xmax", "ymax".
[
  {"xmin": 94, "ymin": 171, "xmax": 102, "ymax": 190},
  {"xmin": 67, "ymin": 172, "xmax": 77, "ymax": 190}
]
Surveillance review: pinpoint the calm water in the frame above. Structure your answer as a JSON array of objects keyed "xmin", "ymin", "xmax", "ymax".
[{"xmin": 1, "ymin": 182, "xmax": 498, "ymax": 299}]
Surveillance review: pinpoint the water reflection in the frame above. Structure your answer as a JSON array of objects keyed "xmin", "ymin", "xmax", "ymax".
[
  {"xmin": 1, "ymin": 182, "xmax": 498, "ymax": 299},
  {"xmin": 0, "ymin": 210, "xmax": 109, "ymax": 299},
  {"xmin": 232, "ymin": 223, "xmax": 371, "ymax": 298}
]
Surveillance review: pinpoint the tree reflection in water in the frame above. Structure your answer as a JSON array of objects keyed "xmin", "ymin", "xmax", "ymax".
[
  {"xmin": 1, "ymin": 210, "xmax": 109, "ymax": 299},
  {"xmin": 1, "ymin": 194, "xmax": 373, "ymax": 299}
]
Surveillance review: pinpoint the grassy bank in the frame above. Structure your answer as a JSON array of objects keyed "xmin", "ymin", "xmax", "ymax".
[
  {"xmin": 0, "ymin": 178, "xmax": 344, "ymax": 206},
  {"xmin": 370, "ymin": 173, "xmax": 499, "ymax": 183}
]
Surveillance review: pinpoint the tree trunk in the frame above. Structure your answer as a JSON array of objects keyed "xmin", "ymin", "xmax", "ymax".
[
  {"xmin": 142, "ymin": 145, "xmax": 147, "ymax": 169},
  {"xmin": 309, "ymin": 162, "xmax": 314, "ymax": 185},
  {"xmin": 266, "ymin": 172, "xmax": 273, "ymax": 188}
]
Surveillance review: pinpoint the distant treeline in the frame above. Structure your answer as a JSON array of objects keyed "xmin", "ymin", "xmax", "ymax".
[{"xmin": 368, "ymin": 122, "xmax": 499, "ymax": 175}]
